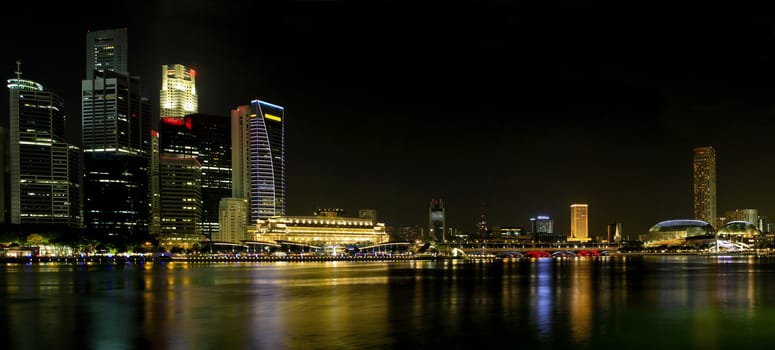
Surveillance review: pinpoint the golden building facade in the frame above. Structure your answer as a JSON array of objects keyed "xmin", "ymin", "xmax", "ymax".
[{"xmin": 254, "ymin": 216, "xmax": 389, "ymax": 246}]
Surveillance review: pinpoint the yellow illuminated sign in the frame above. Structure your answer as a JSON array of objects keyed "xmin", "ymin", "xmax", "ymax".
[{"xmin": 264, "ymin": 113, "xmax": 282, "ymax": 122}]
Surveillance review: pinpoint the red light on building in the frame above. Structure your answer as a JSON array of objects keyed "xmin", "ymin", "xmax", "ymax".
[
  {"xmin": 162, "ymin": 116, "xmax": 184, "ymax": 126},
  {"xmin": 185, "ymin": 118, "xmax": 192, "ymax": 130},
  {"xmin": 151, "ymin": 130, "xmax": 159, "ymax": 138},
  {"xmin": 190, "ymin": 69, "xmax": 197, "ymax": 77}
]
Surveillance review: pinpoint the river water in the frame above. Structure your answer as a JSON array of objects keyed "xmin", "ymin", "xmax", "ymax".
[{"xmin": 2, "ymin": 255, "xmax": 775, "ymax": 349}]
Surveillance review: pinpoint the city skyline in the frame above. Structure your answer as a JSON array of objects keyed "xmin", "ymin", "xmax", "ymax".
[{"xmin": 4, "ymin": 2, "xmax": 775, "ymax": 235}]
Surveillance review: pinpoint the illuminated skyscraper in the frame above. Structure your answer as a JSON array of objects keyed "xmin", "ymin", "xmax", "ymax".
[
  {"xmin": 6, "ymin": 63, "xmax": 81, "ymax": 229},
  {"xmin": 568, "ymin": 204, "xmax": 589, "ymax": 242},
  {"xmin": 429, "ymin": 198, "xmax": 445, "ymax": 241},
  {"xmin": 161, "ymin": 113, "xmax": 231, "ymax": 239},
  {"xmin": 231, "ymin": 100, "xmax": 285, "ymax": 223},
  {"xmin": 82, "ymin": 28, "xmax": 151, "ymax": 244},
  {"xmin": 160, "ymin": 64, "xmax": 198, "ymax": 119},
  {"xmin": 693, "ymin": 146, "xmax": 716, "ymax": 227},
  {"xmin": 159, "ymin": 154, "xmax": 201, "ymax": 245},
  {"xmin": 86, "ymin": 28, "xmax": 127, "ymax": 80}
]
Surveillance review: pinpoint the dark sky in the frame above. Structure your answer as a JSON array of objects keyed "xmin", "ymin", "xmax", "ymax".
[{"xmin": 4, "ymin": 0, "xmax": 775, "ymax": 236}]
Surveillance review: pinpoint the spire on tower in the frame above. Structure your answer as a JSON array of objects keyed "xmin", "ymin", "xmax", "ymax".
[{"xmin": 15, "ymin": 60, "xmax": 22, "ymax": 80}]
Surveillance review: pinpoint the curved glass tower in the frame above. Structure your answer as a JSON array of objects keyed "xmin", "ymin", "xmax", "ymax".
[{"xmin": 231, "ymin": 100, "xmax": 285, "ymax": 223}]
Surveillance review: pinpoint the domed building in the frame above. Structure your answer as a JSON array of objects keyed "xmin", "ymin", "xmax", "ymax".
[
  {"xmin": 644, "ymin": 220, "xmax": 715, "ymax": 247},
  {"xmin": 717, "ymin": 221, "xmax": 760, "ymax": 246}
]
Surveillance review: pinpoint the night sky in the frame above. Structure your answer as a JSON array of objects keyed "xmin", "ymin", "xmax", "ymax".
[{"xmin": 4, "ymin": 1, "xmax": 775, "ymax": 237}]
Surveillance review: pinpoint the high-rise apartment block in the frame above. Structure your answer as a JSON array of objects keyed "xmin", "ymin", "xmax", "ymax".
[
  {"xmin": 230, "ymin": 100, "xmax": 285, "ymax": 223},
  {"xmin": 5, "ymin": 64, "xmax": 81, "ymax": 229},
  {"xmin": 160, "ymin": 64, "xmax": 197, "ymax": 119},
  {"xmin": 693, "ymin": 146, "xmax": 717, "ymax": 227},
  {"xmin": 568, "ymin": 204, "xmax": 589, "ymax": 242},
  {"xmin": 429, "ymin": 198, "xmax": 445, "ymax": 241}
]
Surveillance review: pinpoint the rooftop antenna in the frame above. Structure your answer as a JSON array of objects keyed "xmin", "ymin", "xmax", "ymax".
[{"xmin": 15, "ymin": 60, "xmax": 22, "ymax": 80}]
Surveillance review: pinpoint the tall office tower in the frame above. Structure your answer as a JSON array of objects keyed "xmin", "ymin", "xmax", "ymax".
[
  {"xmin": 160, "ymin": 64, "xmax": 197, "ymax": 119},
  {"xmin": 86, "ymin": 28, "xmax": 128, "ymax": 80},
  {"xmin": 231, "ymin": 100, "xmax": 285, "ymax": 223},
  {"xmin": 82, "ymin": 70, "xmax": 151, "ymax": 243},
  {"xmin": 159, "ymin": 154, "xmax": 201, "ymax": 237},
  {"xmin": 6, "ymin": 64, "xmax": 81, "ymax": 229},
  {"xmin": 530, "ymin": 215, "xmax": 553, "ymax": 233},
  {"xmin": 428, "ymin": 198, "xmax": 445, "ymax": 241},
  {"xmin": 693, "ymin": 146, "xmax": 717, "ymax": 227},
  {"xmin": 568, "ymin": 204, "xmax": 589, "ymax": 242},
  {"xmin": 359, "ymin": 209, "xmax": 377, "ymax": 224},
  {"xmin": 725, "ymin": 209, "xmax": 758, "ymax": 224},
  {"xmin": 161, "ymin": 113, "xmax": 231, "ymax": 239},
  {"xmin": 217, "ymin": 198, "xmax": 248, "ymax": 243}
]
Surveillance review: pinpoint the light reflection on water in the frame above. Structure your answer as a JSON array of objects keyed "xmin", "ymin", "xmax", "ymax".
[{"xmin": 3, "ymin": 256, "xmax": 775, "ymax": 349}]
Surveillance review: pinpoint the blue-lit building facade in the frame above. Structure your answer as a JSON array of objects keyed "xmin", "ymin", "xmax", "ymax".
[
  {"xmin": 231, "ymin": 100, "xmax": 285, "ymax": 224},
  {"xmin": 5, "ymin": 73, "xmax": 81, "ymax": 231}
]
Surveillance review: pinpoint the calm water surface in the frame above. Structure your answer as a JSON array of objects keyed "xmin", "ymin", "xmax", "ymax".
[{"xmin": 3, "ymin": 256, "xmax": 775, "ymax": 349}]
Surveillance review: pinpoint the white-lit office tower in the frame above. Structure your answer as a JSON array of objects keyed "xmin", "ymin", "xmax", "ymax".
[
  {"xmin": 160, "ymin": 64, "xmax": 197, "ymax": 119},
  {"xmin": 86, "ymin": 28, "xmax": 128, "ymax": 80},
  {"xmin": 568, "ymin": 204, "xmax": 589, "ymax": 242},
  {"xmin": 429, "ymin": 199, "xmax": 445, "ymax": 241},
  {"xmin": 693, "ymin": 146, "xmax": 717, "ymax": 227},
  {"xmin": 6, "ymin": 63, "xmax": 80, "ymax": 229},
  {"xmin": 230, "ymin": 100, "xmax": 285, "ymax": 223},
  {"xmin": 82, "ymin": 28, "xmax": 151, "ymax": 242}
]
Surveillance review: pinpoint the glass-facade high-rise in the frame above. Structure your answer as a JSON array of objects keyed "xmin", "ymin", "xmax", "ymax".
[
  {"xmin": 82, "ymin": 71, "xmax": 151, "ymax": 243},
  {"xmin": 160, "ymin": 64, "xmax": 197, "ymax": 119},
  {"xmin": 530, "ymin": 215, "xmax": 553, "ymax": 234},
  {"xmin": 693, "ymin": 146, "xmax": 716, "ymax": 227},
  {"xmin": 428, "ymin": 198, "xmax": 445, "ymax": 241},
  {"xmin": 86, "ymin": 28, "xmax": 128, "ymax": 80},
  {"xmin": 231, "ymin": 100, "xmax": 285, "ymax": 223},
  {"xmin": 568, "ymin": 204, "xmax": 589, "ymax": 242},
  {"xmin": 6, "ymin": 68, "xmax": 81, "ymax": 230},
  {"xmin": 161, "ymin": 113, "xmax": 231, "ymax": 240}
]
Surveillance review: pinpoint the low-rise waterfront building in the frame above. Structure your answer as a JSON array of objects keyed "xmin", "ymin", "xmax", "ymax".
[{"xmin": 254, "ymin": 215, "xmax": 389, "ymax": 250}]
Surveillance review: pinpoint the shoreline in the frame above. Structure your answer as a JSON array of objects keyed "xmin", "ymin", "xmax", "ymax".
[{"xmin": 1, "ymin": 251, "xmax": 774, "ymax": 265}]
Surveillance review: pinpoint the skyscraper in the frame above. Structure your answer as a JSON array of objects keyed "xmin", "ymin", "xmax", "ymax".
[
  {"xmin": 161, "ymin": 113, "xmax": 231, "ymax": 239},
  {"xmin": 693, "ymin": 146, "xmax": 716, "ymax": 227},
  {"xmin": 428, "ymin": 198, "xmax": 445, "ymax": 241},
  {"xmin": 82, "ymin": 28, "xmax": 151, "ymax": 244},
  {"xmin": 85, "ymin": 28, "xmax": 128, "ymax": 80},
  {"xmin": 159, "ymin": 154, "xmax": 201, "ymax": 244},
  {"xmin": 231, "ymin": 100, "xmax": 285, "ymax": 223},
  {"xmin": 6, "ymin": 63, "xmax": 81, "ymax": 230},
  {"xmin": 160, "ymin": 64, "xmax": 198, "ymax": 119},
  {"xmin": 568, "ymin": 204, "xmax": 589, "ymax": 242}
]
